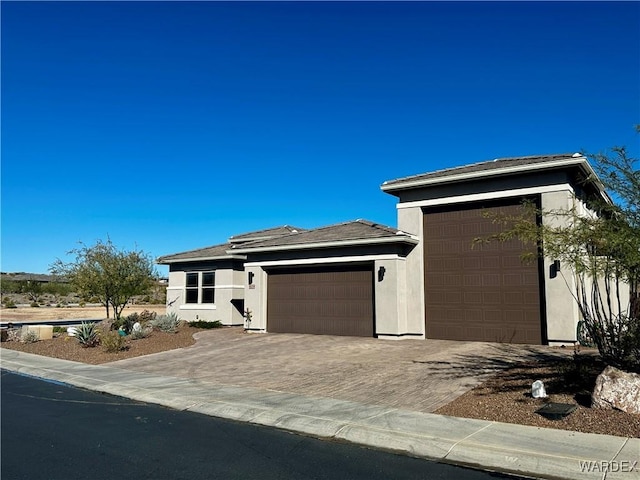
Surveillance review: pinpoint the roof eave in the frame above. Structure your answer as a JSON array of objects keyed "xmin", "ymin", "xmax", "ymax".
[
  {"xmin": 156, "ymin": 254, "xmax": 246, "ymax": 265},
  {"xmin": 230, "ymin": 235, "xmax": 419, "ymax": 254},
  {"xmin": 381, "ymin": 157, "xmax": 592, "ymax": 193}
]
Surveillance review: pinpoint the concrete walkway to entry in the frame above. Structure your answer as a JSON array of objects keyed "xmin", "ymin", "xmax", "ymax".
[
  {"xmin": 107, "ymin": 327, "xmax": 565, "ymax": 413},
  {"xmin": 2, "ymin": 328, "xmax": 638, "ymax": 480}
]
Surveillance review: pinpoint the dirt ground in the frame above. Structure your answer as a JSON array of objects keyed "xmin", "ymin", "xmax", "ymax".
[
  {"xmin": 435, "ymin": 352, "xmax": 640, "ymax": 438},
  {"xmin": 0, "ymin": 305, "xmax": 166, "ymax": 322}
]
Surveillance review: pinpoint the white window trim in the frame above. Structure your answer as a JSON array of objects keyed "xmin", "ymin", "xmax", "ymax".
[{"xmin": 179, "ymin": 304, "xmax": 217, "ymax": 311}]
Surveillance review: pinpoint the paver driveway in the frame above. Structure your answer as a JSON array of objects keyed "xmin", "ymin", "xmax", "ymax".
[{"xmin": 107, "ymin": 328, "xmax": 567, "ymax": 413}]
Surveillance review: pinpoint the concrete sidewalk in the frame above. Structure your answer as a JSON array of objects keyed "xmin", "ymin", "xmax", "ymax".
[{"xmin": 2, "ymin": 349, "xmax": 638, "ymax": 480}]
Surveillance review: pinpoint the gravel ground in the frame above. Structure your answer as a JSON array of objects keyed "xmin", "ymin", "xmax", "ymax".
[
  {"xmin": 1, "ymin": 322, "xmax": 203, "ymax": 365},
  {"xmin": 436, "ymin": 354, "xmax": 640, "ymax": 438}
]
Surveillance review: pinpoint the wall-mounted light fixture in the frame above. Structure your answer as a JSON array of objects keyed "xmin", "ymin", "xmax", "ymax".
[
  {"xmin": 550, "ymin": 260, "xmax": 561, "ymax": 279},
  {"xmin": 248, "ymin": 271, "xmax": 254, "ymax": 285},
  {"xmin": 378, "ymin": 266, "xmax": 386, "ymax": 282}
]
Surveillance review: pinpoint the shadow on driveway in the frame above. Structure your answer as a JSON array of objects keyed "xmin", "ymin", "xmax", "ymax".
[{"xmin": 107, "ymin": 328, "xmax": 572, "ymax": 413}]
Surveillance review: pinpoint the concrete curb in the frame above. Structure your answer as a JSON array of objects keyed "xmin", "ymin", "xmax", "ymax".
[{"xmin": 2, "ymin": 350, "xmax": 638, "ymax": 480}]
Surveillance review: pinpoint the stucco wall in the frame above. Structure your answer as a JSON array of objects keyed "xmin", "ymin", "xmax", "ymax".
[
  {"xmin": 243, "ymin": 265, "xmax": 267, "ymax": 331},
  {"xmin": 541, "ymin": 189, "xmax": 580, "ymax": 344},
  {"xmin": 165, "ymin": 265, "xmax": 244, "ymax": 325},
  {"xmin": 375, "ymin": 257, "xmax": 417, "ymax": 339},
  {"xmin": 541, "ymin": 191, "xmax": 631, "ymax": 345},
  {"xmin": 396, "ymin": 207, "xmax": 426, "ymax": 337}
]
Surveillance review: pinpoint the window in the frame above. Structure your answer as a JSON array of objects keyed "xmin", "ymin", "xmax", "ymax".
[
  {"xmin": 185, "ymin": 273, "xmax": 199, "ymax": 304},
  {"xmin": 185, "ymin": 271, "xmax": 215, "ymax": 304},
  {"xmin": 202, "ymin": 272, "xmax": 215, "ymax": 304}
]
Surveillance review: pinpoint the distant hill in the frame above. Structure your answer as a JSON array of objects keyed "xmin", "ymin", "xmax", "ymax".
[{"xmin": 1, "ymin": 272, "xmax": 68, "ymax": 283}]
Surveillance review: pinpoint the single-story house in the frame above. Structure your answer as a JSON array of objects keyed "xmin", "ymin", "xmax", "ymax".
[{"xmin": 158, "ymin": 153, "xmax": 610, "ymax": 345}]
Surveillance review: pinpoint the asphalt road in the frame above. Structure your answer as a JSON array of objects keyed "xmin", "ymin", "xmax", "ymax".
[{"xmin": 1, "ymin": 371, "xmax": 525, "ymax": 480}]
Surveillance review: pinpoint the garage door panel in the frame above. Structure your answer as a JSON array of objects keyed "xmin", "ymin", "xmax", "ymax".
[
  {"xmin": 267, "ymin": 265, "xmax": 374, "ymax": 337},
  {"xmin": 425, "ymin": 202, "xmax": 542, "ymax": 344}
]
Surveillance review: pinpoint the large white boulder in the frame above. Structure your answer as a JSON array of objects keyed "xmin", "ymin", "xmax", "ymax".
[{"xmin": 592, "ymin": 366, "xmax": 640, "ymax": 414}]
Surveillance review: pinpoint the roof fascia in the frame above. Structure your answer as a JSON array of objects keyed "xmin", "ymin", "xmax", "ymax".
[
  {"xmin": 230, "ymin": 235, "xmax": 419, "ymax": 254},
  {"xmin": 156, "ymin": 254, "xmax": 246, "ymax": 265},
  {"xmin": 381, "ymin": 157, "xmax": 589, "ymax": 193}
]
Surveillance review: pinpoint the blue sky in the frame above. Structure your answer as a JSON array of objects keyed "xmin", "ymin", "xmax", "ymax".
[{"xmin": 2, "ymin": 1, "xmax": 639, "ymax": 276}]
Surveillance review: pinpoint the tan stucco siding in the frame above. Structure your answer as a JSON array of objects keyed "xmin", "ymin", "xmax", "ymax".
[
  {"xmin": 541, "ymin": 190, "xmax": 580, "ymax": 343},
  {"xmin": 397, "ymin": 207, "xmax": 426, "ymax": 337},
  {"xmin": 165, "ymin": 267, "xmax": 244, "ymax": 325},
  {"xmin": 243, "ymin": 265, "xmax": 267, "ymax": 331}
]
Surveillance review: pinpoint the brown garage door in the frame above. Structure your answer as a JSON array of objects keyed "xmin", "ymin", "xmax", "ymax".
[
  {"xmin": 267, "ymin": 264, "xmax": 374, "ymax": 337},
  {"xmin": 424, "ymin": 201, "xmax": 543, "ymax": 344}
]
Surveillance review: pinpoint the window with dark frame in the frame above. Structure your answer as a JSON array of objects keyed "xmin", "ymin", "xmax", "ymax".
[
  {"xmin": 185, "ymin": 272, "xmax": 199, "ymax": 304},
  {"xmin": 185, "ymin": 271, "xmax": 215, "ymax": 304},
  {"xmin": 202, "ymin": 272, "xmax": 215, "ymax": 304}
]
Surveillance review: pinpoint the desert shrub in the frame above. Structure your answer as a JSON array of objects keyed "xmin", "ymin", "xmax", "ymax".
[
  {"xmin": 151, "ymin": 312, "xmax": 181, "ymax": 333},
  {"xmin": 1, "ymin": 330, "xmax": 7, "ymax": 342},
  {"xmin": 75, "ymin": 322, "xmax": 100, "ymax": 348},
  {"xmin": 6, "ymin": 329, "xmax": 21, "ymax": 342},
  {"xmin": 189, "ymin": 320, "xmax": 223, "ymax": 329},
  {"xmin": 102, "ymin": 331, "xmax": 127, "ymax": 353},
  {"xmin": 21, "ymin": 329, "xmax": 40, "ymax": 343},
  {"xmin": 112, "ymin": 313, "xmax": 140, "ymax": 334},
  {"xmin": 3, "ymin": 298, "xmax": 16, "ymax": 308},
  {"xmin": 53, "ymin": 326, "xmax": 67, "ymax": 334},
  {"xmin": 130, "ymin": 327, "xmax": 150, "ymax": 340},
  {"xmin": 130, "ymin": 322, "xmax": 152, "ymax": 340},
  {"xmin": 30, "ymin": 302, "xmax": 40, "ymax": 308}
]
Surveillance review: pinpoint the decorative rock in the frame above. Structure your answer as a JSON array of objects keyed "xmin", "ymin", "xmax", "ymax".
[
  {"xmin": 132, "ymin": 322, "xmax": 142, "ymax": 332},
  {"xmin": 531, "ymin": 380, "xmax": 547, "ymax": 398},
  {"xmin": 592, "ymin": 366, "xmax": 640, "ymax": 414}
]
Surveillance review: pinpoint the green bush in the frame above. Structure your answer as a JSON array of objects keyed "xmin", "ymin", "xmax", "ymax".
[
  {"xmin": 189, "ymin": 320, "xmax": 223, "ymax": 329},
  {"xmin": 3, "ymin": 298, "xmax": 17, "ymax": 308},
  {"xmin": 30, "ymin": 301, "xmax": 40, "ymax": 308},
  {"xmin": 52, "ymin": 326, "xmax": 67, "ymax": 334},
  {"xmin": 112, "ymin": 312, "xmax": 141, "ymax": 334},
  {"xmin": 102, "ymin": 331, "xmax": 127, "ymax": 353},
  {"xmin": 75, "ymin": 322, "xmax": 100, "ymax": 348}
]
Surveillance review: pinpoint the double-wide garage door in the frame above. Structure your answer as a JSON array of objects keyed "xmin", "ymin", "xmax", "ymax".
[
  {"xmin": 267, "ymin": 264, "xmax": 374, "ymax": 337},
  {"xmin": 424, "ymin": 201, "xmax": 543, "ymax": 344}
]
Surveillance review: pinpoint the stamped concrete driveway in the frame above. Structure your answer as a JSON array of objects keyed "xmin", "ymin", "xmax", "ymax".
[{"xmin": 107, "ymin": 328, "xmax": 567, "ymax": 413}]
